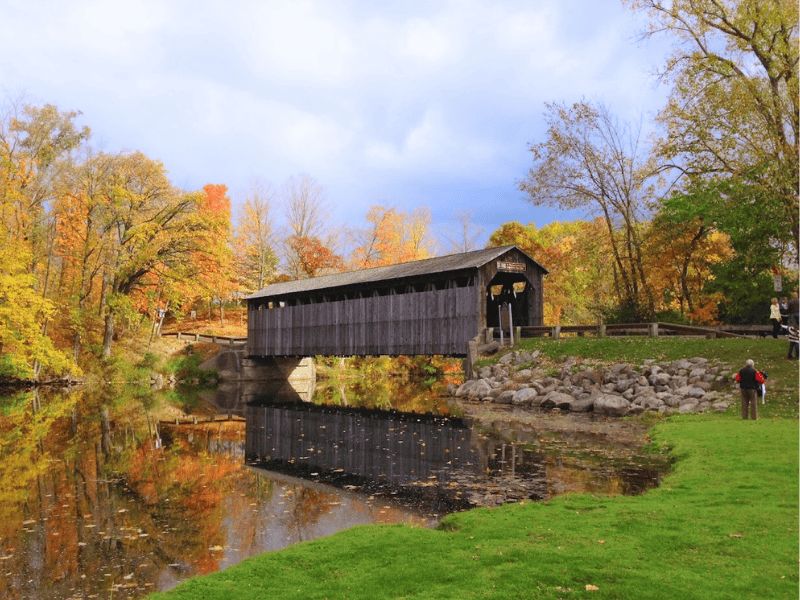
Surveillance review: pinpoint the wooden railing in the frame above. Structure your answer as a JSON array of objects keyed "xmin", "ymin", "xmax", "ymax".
[
  {"xmin": 160, "ymin": 331, "xmax": 247, "ymax": 345},
  {"xmin": 514, "ymin": 322, "xmax": 766, "ymax": 339}
]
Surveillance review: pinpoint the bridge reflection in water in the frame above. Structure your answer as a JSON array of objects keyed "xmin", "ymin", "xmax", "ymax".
[{"xmin": 243, "ymin": 397, "xmax": 664, "ymax": 514}]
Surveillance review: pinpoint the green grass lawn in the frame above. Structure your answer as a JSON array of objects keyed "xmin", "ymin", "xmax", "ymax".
[{"xmin": 153, "ymin": 338, "xmax": 798, "ymax": 600}]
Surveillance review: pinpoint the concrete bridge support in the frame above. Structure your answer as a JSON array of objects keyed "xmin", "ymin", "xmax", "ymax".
[{"xmin": 200, "ymin": 348, "xmax": 316, "ymax": 403}]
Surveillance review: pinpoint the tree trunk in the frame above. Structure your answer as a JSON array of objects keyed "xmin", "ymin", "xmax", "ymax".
[{"xmin": 102, "ymin": 310, "xmax": 114, "ymax": 358}]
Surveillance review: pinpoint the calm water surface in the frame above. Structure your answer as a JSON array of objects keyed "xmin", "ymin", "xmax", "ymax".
[{"xmin": 0, "ymin": 376, "xmax": 668, "ymax": 599}]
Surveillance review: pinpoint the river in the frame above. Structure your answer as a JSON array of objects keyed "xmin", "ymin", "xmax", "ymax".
[{"xmin": 0, "ymin": 375, "xmax": 668, "ymax": 598}]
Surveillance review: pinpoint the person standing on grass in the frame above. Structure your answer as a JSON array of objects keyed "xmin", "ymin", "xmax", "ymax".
[
  {"xmin": 769, "ymin": 298, "xmax": 782, "ymax": 338},
  {"xmin": 734, "ymin": 359, "xmax": 763, "ymax": 420},
  {"xmin": 784, "ymin": 325, "xmax": 799, "ymax": 360}
]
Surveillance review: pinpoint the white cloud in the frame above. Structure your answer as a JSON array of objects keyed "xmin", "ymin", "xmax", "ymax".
[{"xmin": 0, "ymin": 0, "xmax": 671, "ymax": 235}]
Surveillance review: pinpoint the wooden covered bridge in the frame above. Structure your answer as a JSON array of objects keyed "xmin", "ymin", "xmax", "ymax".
[{"xmin": 246, "ymin": 245, "xmax": 547, "ymax": 358}]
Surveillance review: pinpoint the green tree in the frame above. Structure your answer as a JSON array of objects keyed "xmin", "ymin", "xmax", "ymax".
[{"xmin": 627, "ymin": 0, "xmax": 799, "ymax": 257}]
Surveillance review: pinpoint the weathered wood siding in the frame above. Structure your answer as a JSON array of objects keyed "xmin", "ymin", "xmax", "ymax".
[{"xmin": 248, "ymin": 284, "xmax": 479, "ymax": 357}]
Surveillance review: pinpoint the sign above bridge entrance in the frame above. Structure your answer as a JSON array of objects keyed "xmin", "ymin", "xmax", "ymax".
[{"xmin": 497, "ymin": 260, "xmax": 526, "ymax": 273}]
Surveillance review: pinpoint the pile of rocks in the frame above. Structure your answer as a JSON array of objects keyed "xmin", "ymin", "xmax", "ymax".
[{"xmin": 452, "ymin": 350, "xmax": 734, "ymax": 416}]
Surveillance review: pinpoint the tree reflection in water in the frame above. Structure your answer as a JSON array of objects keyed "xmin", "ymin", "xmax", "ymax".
[{"xmin": 0, "ymin": 385, "xmax": 424, "ymax": 599}]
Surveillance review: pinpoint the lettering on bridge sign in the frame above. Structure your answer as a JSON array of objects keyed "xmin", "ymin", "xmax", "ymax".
[{"xmin": 497, "ymin": 260, "xmax": 526, "ymax": 273}]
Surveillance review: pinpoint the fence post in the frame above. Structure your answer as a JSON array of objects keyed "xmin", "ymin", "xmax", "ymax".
[
  {"xmin": 508, "ymin": 303, "xmax": 514, "ymax": 346},
  {"xmin": 598, "ymin": 323, "xmax": 606, "ymax": 337},
  {"xmin": 649, "ymin": 323, "xmax": 659, "ymax": 337},
  {"xmin": 195, "ymin": 333, "xmax": 200, "ymax": 342},
  {"xmin": 177, "ymin": 332, "xmax": 182, "ymax": 341},
  {"xmin": 515, "ymin": 326, "xmax": 521, "ymax": 343},
  {"xmin": 553, "ymin": 325, "xmax": 561, "ymax": 340}
]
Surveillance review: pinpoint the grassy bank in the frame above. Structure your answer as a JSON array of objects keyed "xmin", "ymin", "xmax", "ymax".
[{"xmin": 153, "ymin": 338, "xmax": 798, "ymax": 599}]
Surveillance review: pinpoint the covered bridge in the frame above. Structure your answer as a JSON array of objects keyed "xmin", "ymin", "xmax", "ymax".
[{"xmin": 246, "ymin": 245, "xmax": 547, "ymax": 357}]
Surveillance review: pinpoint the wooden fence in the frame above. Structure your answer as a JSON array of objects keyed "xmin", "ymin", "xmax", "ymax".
[
  {"xmin": 160, "ymin": 331, "xmax": 247, "ymax": 345},
  {"xmin": 513, "ymin": 321, "xmax": 769, "ymax": 340}
]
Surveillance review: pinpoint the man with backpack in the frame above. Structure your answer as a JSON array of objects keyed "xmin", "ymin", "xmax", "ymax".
[{"xmin": 734, "ymin": 359, "xmax": 764, "ymax": 420}]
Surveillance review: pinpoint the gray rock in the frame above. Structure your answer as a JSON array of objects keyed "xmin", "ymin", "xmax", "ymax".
[
  {"xmin": 678, "ymin": 402, "xmax": 698, "ymax": 414},
  {"xmin": 622, "ymin": 388, "xmax": 635, "ymax": 400},
  {"xmin": 689, "ymin": 357, "xmax": 708, "ymax": 364},
  {"xmin": 593, "ymin": 393, "xmax": 631, "ymax": 417},
  {"xmin": 494, "ymin": 390, "xmax": 516, "ymax": 404},
  {"xmin": 498, "ymin": 352, "xmax": 514, "ymax": 365},
  {"xmin": 663, "ymin": 395, "xmax": 681, "ymax": 408},
  {"xmin": 478, "ymin": 341, "xmax": 500, "ymax": 355},
  {"xmin": 615, "ymin": 379, "xmax": 634, "ymax": 393},
  {"xmin": 456, "ymin": 379, "xmax": 492, "ymax": 399},
  {"xmin": 512, "ymin": 387, "xmax": 538, "ymax": 406},
  {"xmin": 478, "ymin": 366, "xmax": 492, "ymax": 379},
  {"xmin": 628, "ymin": 405, "xmax": 646, "ymax": 415},
  {"xmin": 651, "ymin": 372, "xmax": 671, "ymax": 386},
  {"xmin": 569, "ymin": 396, "xmax": 595, "ymax": 412},
  {"xmin": 689, "ymin": 368, "xmax": 706, "ymax": 379},
  {"xmin": 673, "ymin": 359, "xmax": 693, "ymax": 370},
  {"xmin": 540, "ymin": 391, "xmax": 574, "ymax": 410},
  {"xmin": 712, "ymin": 401, "xmax": 731, "ymax": 412},
  {"xmin": 687, "ymin": 386, "xmax": 706, "ymax": 398},
  {"xmin": 512, "ymin": 368, "xmax": 532, "ymax": 382},
  {"xmin": 639, "ymin": 396, "xmax": 665, "ymax": 411}
]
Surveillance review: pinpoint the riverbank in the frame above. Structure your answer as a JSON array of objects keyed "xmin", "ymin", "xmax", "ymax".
[{"xmin": 152, "ymin": 337, "xmax": 798, "ymax": 600}]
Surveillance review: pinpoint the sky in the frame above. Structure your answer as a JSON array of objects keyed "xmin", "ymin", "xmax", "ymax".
[{"xmin": 0, "ymin": 0, "xmax": 672, "ymax": 250}]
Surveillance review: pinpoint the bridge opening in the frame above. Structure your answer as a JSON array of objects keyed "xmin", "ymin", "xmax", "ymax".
[{"xmin": 486, "ymin": 271, "xmax": 534, "ymax": 330}]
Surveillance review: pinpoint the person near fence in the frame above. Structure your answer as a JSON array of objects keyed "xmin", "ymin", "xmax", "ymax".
[
  {"xmin": 779, "ymin": 297, "xmax": 789, "ymax": 324},
  {"xmin": 782, "ymin": 324, "xmax": 799, "ymax": 360},
  {"xmin": 734, "ymin": 359, "xmax": 763, "ymax": 420},
  {"xmin": 788, "ymin": 291, "xmax": 799, "ymax": 327},
  {"xmin": 769, "ymin": 298, "xmax": 782, "ymax": 338}
]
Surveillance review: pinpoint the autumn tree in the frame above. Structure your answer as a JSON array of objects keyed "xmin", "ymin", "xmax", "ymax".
[
  {"xmin": 287, "ymin": 235, "xmax": 343, "ymax": 278},
  {"xmin": 488, "ymin": 220, "xmax": 614, "ymax": 324},
  {"xmin": 627, "ymin": 0, "xmax": 799, "ymax": 258},
  {"xmin": 188, "ymin": 184, "xmax": 237, "ymax": 323},
  {"xmin": 97, "ymin": 152, "xmax": 210, "ymax": 357},
  {"xmin": 234, "ymin": 186, "xmax": 278, "ymax": 292},
  {"xmin": 350, "ymin": 205, "xmax": 433, "ymax": 268},
  {"xmin": 520, "ymin": 101, "xmax": 661, "ymax": 318}
]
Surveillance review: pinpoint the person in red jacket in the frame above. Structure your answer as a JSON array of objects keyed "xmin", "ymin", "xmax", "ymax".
[{"xmin": 734, "ymin": 359, "xmax": 764, "ymax": 420}]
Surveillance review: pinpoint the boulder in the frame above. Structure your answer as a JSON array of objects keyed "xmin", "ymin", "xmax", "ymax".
[
  {"xmin": 678, "ymin": 402, "xmax": 698, "ymax": 414},
  {"xmin": 593, "ymin": 393, "xmax": 631, "ymax": 417},
  {"xmin": 689, "ymin": 368, "xmax": 706, "ymax": 379},
  {"xmin": 478, "ymin": 366, "xmax": 492, "ymax": 379},
  {"xmin": 456, "ymin": 379, "xmax": 492, "ymax": 399},
  {"xmin": 687, "ymin": 386, "xmax": 706, "ymax": 398},
  {"xmin": 639, "ymin": 396, "xmax": 665, "ymax": 411},
  {"xmin": 569, "ymin": 396, "xmax": 595, "ymax": 412},
  {"xmin": 512, "ymin": 388, "xmax": 538, "ymax": 406},
  {"xmin": 477, "ymin": 341, "xmax": 500, "ymax": 355},
  {"xmin": 513, "ymin": 369, "xmax": 533, "ymax": 382},
  {"xmin": 673, "ymin": 359, "xmax": 693, "ymax": 370},
  {"xmin": 614, "ymin": 379, "xmax": 634, "ymax": 393},
  {"xmin": 498, "ymin": 352, "xmax": 514, "ymax": 365},
  {"xmin": 628, "ymin": 404, "xmax": 646, "ymax": 415},
  {"xmin": 689, "ymin": 357, "xmax": 708, "ymax": 364},
  {"xmin": 712, "ymin": 401, "xmax": 731, "ymax": 412},
  {"xmin": 650, "ymin": 372, "xmax": 671, "ymax": 386},
  {"xmin": 540, "ymin": 391, "xmax": 574, "ymax": 409},
  {"xmin": 494, "ymin": 390, "xmax": 516, "ymax": 404}
]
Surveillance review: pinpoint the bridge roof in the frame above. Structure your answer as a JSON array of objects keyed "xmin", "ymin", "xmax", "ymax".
[{"xmin": 247, "ymin": 245, "xmax": 547, "ymax": 300}]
